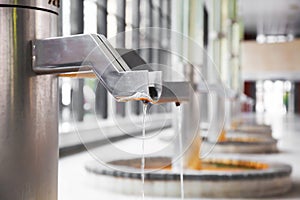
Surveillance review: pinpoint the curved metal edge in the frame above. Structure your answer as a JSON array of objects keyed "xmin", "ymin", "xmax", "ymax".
[{"xmin": 0, "ymin": 0, "xmax": 60, "ymax": 14}]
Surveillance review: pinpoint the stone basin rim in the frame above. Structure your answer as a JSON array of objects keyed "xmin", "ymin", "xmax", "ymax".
[
  {"xmin": 85, "ymin": 157, "xmax": 292, "ymax": 181},
  {"xmin": 202, "ymin": 138, "xmax": 277, "ymax": 145}
]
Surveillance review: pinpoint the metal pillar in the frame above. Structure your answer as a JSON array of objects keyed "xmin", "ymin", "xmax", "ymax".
[
  {"xmin": 95, "ymin": 0, "xmax": 108, "ymax": 118},
  {"xmin": 70, "ymin": 0, "xmax": 85, "ymax": 122},
  {"xmin": 200, "ymin": 5, "xmax": 209, "ymax": 122},
  {"xmin": 131, "ymin": 0, "xmax": 142, "ymax": 115},
  {"xmin": 115, "ymin": 0, "xmax": 126, "ymax": 117},
  {"xmin": 0, "ymin": 1, "xmax": 59, "ymax": 199}
]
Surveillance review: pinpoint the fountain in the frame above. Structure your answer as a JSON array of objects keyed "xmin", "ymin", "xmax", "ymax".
[
  {"xmin": 201, "ymin": 92, "xmax": 278, "ymax": 154},
  {"xmin": 0, "ymin": 1, "xmax": 291, "ymax": 200},
  {"xmin": 86, "ymin": 144, "xmax": 291, "ymax": 198},
  {"xmin": 202, "ymin": 129, "xmax": 278, "ymax": 154},
  {"xmin": 84, "ymin": 49, "xmax": 292, "ymax": 198},
  {"xmin": 0, "ymin": 3, "xmax": 186, "ymax": 198},
  {"xmin": 81, "ymin": 1, "xmax": 290, "ymax": 198}
]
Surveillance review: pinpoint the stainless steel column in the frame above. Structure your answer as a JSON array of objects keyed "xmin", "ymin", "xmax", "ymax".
[
  {"xmin": 0, "ymin": 1, "xmax": 59, "ymax": 200},
  {"xmin": 144, "ymin": 0, "xmax": 153, "ymax": 63},
  {"xmin": 200, "ymin": 5, "xmax": 209, "ymax": 123},
  {"xmin": 131, "ymin": 0, "xmax": 142, "ymax": 115},
  {"xmin": 132, "ymin": 0, "xmax": 140, "ymax": 48},
  {"xmin": 70, "ymin": 0, "xmax": 85, "ymax": 122},
  {"xmin": 152, "ymin": 0, "xmax": 160, "ymax": 64},
  {"xmin": 115, "ymin": 0, "xmax": 126, "ymax": 117},
  {"xmin": 96, "ymin": 0, "xmax": 108, "ymax": 119}
]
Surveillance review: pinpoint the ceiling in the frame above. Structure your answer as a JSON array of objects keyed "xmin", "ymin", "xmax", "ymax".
[{"xmin": 239, "ymin": 0, "xmax": 300, "ymax": 38}]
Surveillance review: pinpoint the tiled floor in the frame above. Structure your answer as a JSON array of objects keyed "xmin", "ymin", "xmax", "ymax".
[{"xmin": 58, "ymin": 113, "xmax": 300, "ymax": 200}]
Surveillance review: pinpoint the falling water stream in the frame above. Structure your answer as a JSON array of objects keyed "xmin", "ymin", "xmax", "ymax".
[
  {"xmin": 176, "ymin": 105, "xmax": 185, "ymax": 200},
  {"xmin": 140, "ymin": 103, "xmax": 184, "ymax": 199},
  {"xmin": 141, "ymin": 103, "xmax": 148, "ymax": 200}
]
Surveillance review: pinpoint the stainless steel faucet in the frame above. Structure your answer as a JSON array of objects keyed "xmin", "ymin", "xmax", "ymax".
[
  {"xmin": 0, "ymin": 2, "xmax": 189, "ymax": 199},
  {"xmin": 32, "ymin": 34, "xmax": 190, "ymax": 104}
]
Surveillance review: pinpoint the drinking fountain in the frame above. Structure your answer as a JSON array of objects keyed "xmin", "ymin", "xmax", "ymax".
[
  {"xmin": 0, "ymin": 1, "xmax": 292, "ymax": 200},
  {"xmin": 0, "ymin": 2, "xmax": 187, "ymax": 199},
  {"xmin": 85, "ymin": 54, "xmax": 292, "ymax": 198},
  {"xmin": 83, "ymin": 31, "xmax": 292, "ymax": 198}
]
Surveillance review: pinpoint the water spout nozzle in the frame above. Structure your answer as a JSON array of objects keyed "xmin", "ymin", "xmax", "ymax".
[
  {"xmin": 32, "ymin": 34, "xmax": 190, "ymax": 104},
  {"xmin": 32, "ymin": 34, "xmax": 163, "ymax": 102}
]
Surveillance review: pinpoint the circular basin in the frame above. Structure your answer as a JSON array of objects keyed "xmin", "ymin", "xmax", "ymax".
[
  {"xmin": 227, "ymin": 129, "xmax": 273, "ymax": 138},
  {"xmin": 85, "ymin": 157, "xmax": 292, "ymax": 198},
  {"xmin": 233, "ymin": 124, "xmax": 272, "ymax": 134},
  {"xmin": 202, "ymin": 136, "xmax": 278, "ymax": 154}
]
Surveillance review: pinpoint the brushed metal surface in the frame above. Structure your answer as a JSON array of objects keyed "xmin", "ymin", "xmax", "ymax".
[
  {"xmin": 0, "ymin": 0, "xmax": 60, "ymax": 13},
  {"xmin": 0, "ymin": 5, "xmax": 58, "ymax": 200},
  {"xmin": 32, "ymin": 34, "xmax": 163, "ymax": 102}
]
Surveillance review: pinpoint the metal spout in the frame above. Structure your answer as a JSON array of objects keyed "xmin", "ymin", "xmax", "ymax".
[
  {"xmin": 32, "ymin": 34, "xmax": 190, "ymax": 104},
  {"xmin": 116, "ymin": 48, "xmax": 190, "ymax": 104},
  {"xmin": 32, "ymin": 34, "xmax": 162, "ymax": 102}
]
